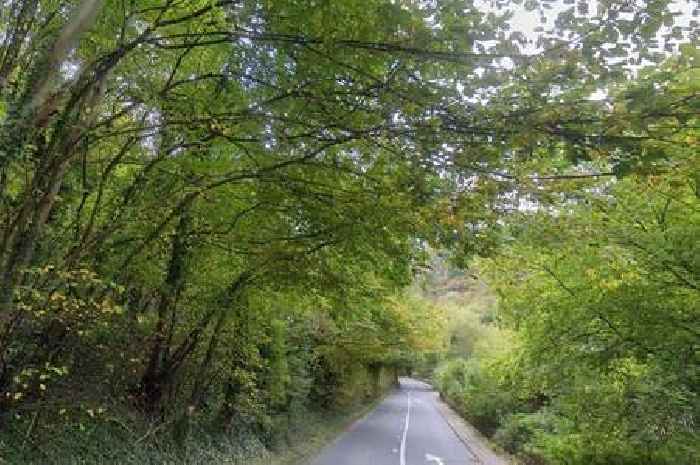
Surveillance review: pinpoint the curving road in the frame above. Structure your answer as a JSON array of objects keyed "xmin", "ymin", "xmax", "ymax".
[{"xmin": 309, "ymin": 378, "xmax": 477, "ymax": 465}]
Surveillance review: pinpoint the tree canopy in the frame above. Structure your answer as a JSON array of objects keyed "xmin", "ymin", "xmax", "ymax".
[{"xmin": 0, "ymin": 1, "xmax": 696, "ymax": 464}]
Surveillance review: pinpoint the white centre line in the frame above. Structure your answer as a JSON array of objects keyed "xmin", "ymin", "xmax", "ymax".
[{"xmin": 400, "ymin": 391, "xmax": 411, "ymax": 465}]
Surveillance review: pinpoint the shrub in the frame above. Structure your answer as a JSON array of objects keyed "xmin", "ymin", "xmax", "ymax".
[
  {"xmin": 435, "ymin": 358, "xmax": 520, "ymax": 436},
  {"xmin": 493, "ymin": 412, "xmax": 554, "ymax": 464}
]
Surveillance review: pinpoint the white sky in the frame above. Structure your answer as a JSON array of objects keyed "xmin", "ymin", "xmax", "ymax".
[{"xmin": 479, "ymin": 0, "xmax": 698, "ymax": 57}]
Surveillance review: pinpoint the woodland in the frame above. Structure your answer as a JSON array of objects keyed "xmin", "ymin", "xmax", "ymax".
[{"xmin": 0, "ymin": 1, "xmax": 697, "ymax": 464}]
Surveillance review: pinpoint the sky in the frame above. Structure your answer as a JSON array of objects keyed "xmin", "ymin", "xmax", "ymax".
[{"xmin": 481, "ymin": 0, "xmax": 698, "ymax": 58}]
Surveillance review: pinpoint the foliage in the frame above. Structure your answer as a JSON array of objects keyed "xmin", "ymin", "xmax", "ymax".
[
  {"xmin": 0, "ymin": 0, "xmax": 696, "ymax": 463},
  {"xmin": 447, "ymin": 150, "xmax": 699, "ymax": 464},
  {"xmin": 435, "ymin": 357, "xmax": 520, "ymax": 436}
]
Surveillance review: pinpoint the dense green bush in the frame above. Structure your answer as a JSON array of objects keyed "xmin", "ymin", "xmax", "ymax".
[
  {"xmin": 435, "ymin": 358, "xmax": 521, "ymax": 436},
  {"xmin": 437, "ymin": 354, "xmax": 699, "ymax": 465}
]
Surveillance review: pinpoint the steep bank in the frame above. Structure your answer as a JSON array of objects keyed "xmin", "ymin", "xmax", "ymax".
[{"xmin": 1, "ymin": 365, "xmax": 399, "ymax": 465}]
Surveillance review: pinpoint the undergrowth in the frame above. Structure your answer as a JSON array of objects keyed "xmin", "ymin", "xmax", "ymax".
[{"xmin": 0, "ymin": 397, "xmax": 385, "ymax": 465}]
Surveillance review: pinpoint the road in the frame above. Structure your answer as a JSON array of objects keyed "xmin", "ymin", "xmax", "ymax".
[{"xmin": 309, "ymin": 378, "xmax": 478, "ymax": 465}]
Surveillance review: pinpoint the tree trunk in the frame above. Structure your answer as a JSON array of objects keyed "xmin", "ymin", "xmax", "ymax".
[{"xmin": 139, "ymin": 210, "xmax": 190, "ymax": 412}]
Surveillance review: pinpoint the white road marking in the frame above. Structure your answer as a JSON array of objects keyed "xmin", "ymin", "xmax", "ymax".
[
  {"xmin": 425, "ymin": 453, "xmax": 444, "ymax": 465},
  {"xmin": 399, "ymin": 392, "xmax": 411, "ymax": 465}
]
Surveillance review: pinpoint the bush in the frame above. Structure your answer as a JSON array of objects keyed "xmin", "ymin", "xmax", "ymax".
[
  {"xmin": 434, "ymin": 358, "xmax": 520, "ymax": 436},
  {"xmin": 493, "ymin": 412, "xmax": 554, "ymax": 464}
]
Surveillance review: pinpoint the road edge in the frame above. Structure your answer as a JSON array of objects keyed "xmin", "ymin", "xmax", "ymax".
[
  {"xmin": 267, "ymin": 388, "xmax": 398, "ymax": 465},
  {"xmin": 432, "ymin": 393, "xmax": 514, "ymax": 465}
]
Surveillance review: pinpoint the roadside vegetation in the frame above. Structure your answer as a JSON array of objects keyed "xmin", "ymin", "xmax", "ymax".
[
  {"xmin": 0, "ymin": 1, "xmax": 697, "ymax": 464},
  {"xmin": 433, "ymin": 160, "xmax": 699, "ymax": 464}
]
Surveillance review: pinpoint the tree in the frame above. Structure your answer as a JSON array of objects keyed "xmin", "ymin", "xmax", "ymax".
[{"xmin": 0, "ymin": 1, "xmax": 695, "ymax": 460}]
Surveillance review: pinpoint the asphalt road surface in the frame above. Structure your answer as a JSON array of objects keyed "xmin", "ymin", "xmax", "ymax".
[{"xmin": 309, "ymin": 378, "xmax": 476, "ymax": 465}]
